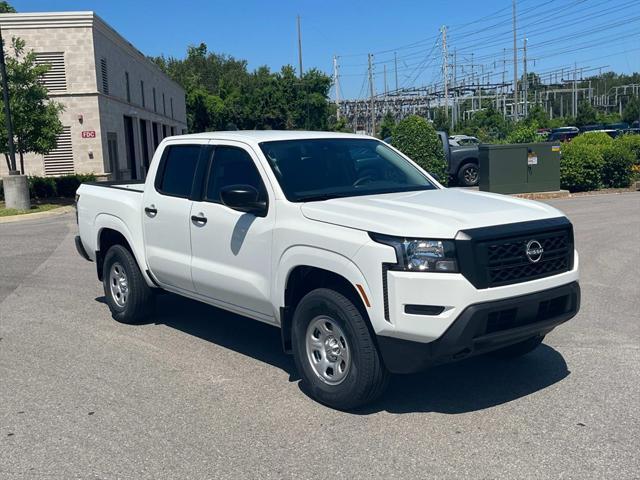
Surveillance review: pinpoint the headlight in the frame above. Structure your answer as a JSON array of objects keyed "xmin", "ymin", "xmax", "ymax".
[{"xmin": 369, "ymin": 233, "xmax": 458, "ymax": 273}]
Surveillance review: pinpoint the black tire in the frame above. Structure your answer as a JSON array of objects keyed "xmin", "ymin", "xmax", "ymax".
[
  {"xmin": 488, "ymin": 335, "xmax": 544, "ymax": 359},
  {"xmin": 292, "ymin": 288, "xmax": 389, "ymax": 410},
  {"xmin": 102, "ymin": 244, "xmax": 154, "ymax": 324},
  {"xmin": 457, "ymin": 162, "xmax": 479, "ymax": 187}
]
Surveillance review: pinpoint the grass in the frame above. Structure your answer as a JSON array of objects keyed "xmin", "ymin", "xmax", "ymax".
[{"xmin": 0, "ymin": 199, "xmax": 70, "ymax": 217}]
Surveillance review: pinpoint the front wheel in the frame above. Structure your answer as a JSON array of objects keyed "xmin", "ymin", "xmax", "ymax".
[
  {"xmin": 457, "ymin": 162, "xmax": 479, "ymax": 187},
  {"xmin": 292, "ymin": 288, "xmax": 389, "ymax": 410}
]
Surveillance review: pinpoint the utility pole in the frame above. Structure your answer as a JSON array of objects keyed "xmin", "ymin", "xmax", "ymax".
[
  {"xmin": 333, "ymin": 55, "xmax": 340, "ymax": 120},
  {"xmin": 296, "ymin": 15, "xmax": 303, "ymax": 79},
  {"xmin": 452, "ymin": 48, "xmax": 457, "ymax": 129},
  {"xmin": 573, "ymin": 62, "xmax": 577, "ymax": 118},
  {"xmin": 0, "ymin": 26, "xmax": 16, "ymax": 173},
  {"xmin": 441, "ymin": 25, "xmax": 448, "ymax": 119},
  {"xmin": 394, "ymin": 52, "xmax": 398, "ymax": 91},
  {"xmin": 512, "ymin": 0, "xmax": 518, "ymax": 119},
  {"xmin": 368, "ymin": 53, "xmax": 375, "ymax": 136},
  {"xmin": 523, "ymin": 35, "xmax": 528, "ymax": 117},
  {"xmin": 502, "ymin": 48, "xmax": 507, "ymax": 118},
  {"xmin": 383, "ymin": 64, "xmax": 388, "ymax": 99}
]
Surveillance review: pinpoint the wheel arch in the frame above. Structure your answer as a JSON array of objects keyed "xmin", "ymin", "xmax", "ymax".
[{"xmin": 277, "ymin": 247, "xmax": 373, "ymax": 353}]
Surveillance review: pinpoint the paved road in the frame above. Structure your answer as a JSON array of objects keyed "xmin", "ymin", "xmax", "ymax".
[{"xmin": 1, "ymin": 193, "xmax": 639, "ymax": 479}]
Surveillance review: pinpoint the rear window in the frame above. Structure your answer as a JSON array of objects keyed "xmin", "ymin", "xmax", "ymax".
[{"xmin": 157, "ymin": 145, "xmax": 201, "ymax": 198}]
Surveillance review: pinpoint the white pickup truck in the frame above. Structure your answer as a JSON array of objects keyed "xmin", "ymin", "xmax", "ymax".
[{"xmin": 76, "ymin": 131, "xmax": 580, "ymax": 409}]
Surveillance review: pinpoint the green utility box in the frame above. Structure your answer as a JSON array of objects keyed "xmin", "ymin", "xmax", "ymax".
[{"xmin": 479, "ymin": 142, "xmax": 561, "ymax": 194}]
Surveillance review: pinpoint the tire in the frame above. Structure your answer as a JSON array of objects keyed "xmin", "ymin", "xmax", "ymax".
[
  {"xmin": 291, "ymin": 288, "xmax": 389, "ymax": 410},
  {"xmin": 488, "ymin": 335, "xmax": 544, "ymax": 359},
  {"xmin": 457, "ymin": 162, "xmax": 479, "ymax": 187},
  {"xmin": 102, "ymin": 244, "xmax": 154, "ymax": 324}
]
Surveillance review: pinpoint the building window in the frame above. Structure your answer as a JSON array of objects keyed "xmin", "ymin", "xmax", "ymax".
[
  {"xmin": 34, "ymin": 52, "xmax": 66, "ymax": 92},
  {"xmin": 125, "ymin": 71, "xmax": 131, "ymax": 103},
  {"xmin": 43, "ymin": 126, "xmax": 74, "ymax": 176},
  {"xmin": 153, "ymin": 87, "xmax": 157, "ymax": 112},
  {"xmin": 100, "ymin": 57, "xmax": 109, "ymax": 94},
  {"xmin": 170, "ymin": 98, "xmax": 174, "ymax": 119},
  {"xmin": 162, "ymin": 93, "xmax": 166, "ymax": 115},
  {"xmin": 140, "ymin": 80, "xmax": 145, "ymax": 107}
]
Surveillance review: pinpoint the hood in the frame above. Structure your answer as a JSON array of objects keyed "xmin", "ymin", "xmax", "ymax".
[{"xmin": 300, "ymin": 188, "xmax": 565, "ymax": 238}]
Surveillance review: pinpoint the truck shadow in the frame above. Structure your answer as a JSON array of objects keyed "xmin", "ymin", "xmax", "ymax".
[{"xmin": 99, "ymin": 292, "xmax": 570, "ymax": 415}]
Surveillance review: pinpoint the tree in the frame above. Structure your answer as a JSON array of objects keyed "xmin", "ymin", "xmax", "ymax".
[
  {"xmin": 393, "ymin": 115, "xmax": 448, "ymax": 184},
  {"xmin": 575, "ymin": 100, "xmax": 598, "ymax": 127},
  {"xmin": 0, "ymin": 1, "xmax": 15, "ymax": 13},
  {"xmin": 152, "ymin": 43, "xmax": 335, "ymax": 133},
  {"xmin": 622, "ymin": 95, "xmax": 640, "ymax": 125},
  {"xmin": 506, "ymin": 121, "xmax": 539, "ymax": 143},
  {"xmin": 0, "ymin": 38, "xmax": 64, "ymax": 173},
  {"xmin": 524, "ymin": 104, "xmax": 549, "ymax": 128},
  {"xmin": 378, "ymin": 111, "xmax": 396, "ymax": 139}
]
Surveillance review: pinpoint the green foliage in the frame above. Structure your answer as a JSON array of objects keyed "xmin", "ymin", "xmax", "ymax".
[
  {"xmin": 153, "ymin": 43, "xmax": 334, "ymax": 132},
  {"xmin": 601, "ymin": 142, "xmax": 635, "ymax": 188},
  {"xmin": 560, "ymin": 142, "xmax": 604, "ymax": 192},
  {"xmin": 571, "ymin": 131, "xmax": 613, "ymax": 148},
  {"xmin": 506, "ymin": 121, "xmax": 539, "ymax": 143},
  {"xmin": 378, "ymin": 111, "xmax": 396, "ymax": 139},
  {"xmin": 27, "ymin": 174, "xmax": 96, "ymax": 199},
  {"xmin": 615, "ymin": 133, "xmax": 640, "ymax": 164},
  {"xmin": 575, "ymin": 100, "xmax": 598, "ymax": 127},
  {"xmin": 454, "ymin": 106, "xmax": 513, "ymax": 143},
  {"xmin": 622, "ymin": 96, "xmax": 640, "ymax": 125},
  {"xmin": 432, "ymin": 108, "xmax": 449, "ymax": 133},
  {"xmin": 0, "ymin": 1, "xmax": 15, "ymax": 13},
  {"xmin": 0, "ymin": 38, "xmax": 64, "ymax": 173},
  {"xmin": 524, "ymin": 105, "xmax": 550, "ymax": 128},
  {"xmin": 393, "ymin": 115, "xmax": 448, "ymax": 184}
]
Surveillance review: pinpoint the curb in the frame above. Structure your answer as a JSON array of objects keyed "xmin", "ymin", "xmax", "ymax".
[{"xmin": 0, "ymin": 205, "xmax": 74, "ymax": 224}]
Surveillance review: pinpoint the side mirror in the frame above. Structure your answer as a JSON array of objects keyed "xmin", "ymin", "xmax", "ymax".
[{"xmin": 220, "ymin": 184, "xmax": 267, "ymax": 217}]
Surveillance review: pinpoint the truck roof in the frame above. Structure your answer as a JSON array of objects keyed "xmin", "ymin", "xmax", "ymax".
[{"xmin": 164, "ymin": 130, "xmax": 373, "ymax": 144}]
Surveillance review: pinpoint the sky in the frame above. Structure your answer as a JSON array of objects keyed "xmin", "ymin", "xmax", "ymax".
[{"xmin": 9, "ymin": 0, "xmax": 640, "ymax": 99}]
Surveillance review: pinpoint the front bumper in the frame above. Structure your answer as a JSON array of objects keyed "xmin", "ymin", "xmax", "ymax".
[{"xmin": 377, "ymin": 281, "xmax": 580, "ymax": 374}]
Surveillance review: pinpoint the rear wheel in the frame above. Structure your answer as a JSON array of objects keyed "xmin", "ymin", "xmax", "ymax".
[
  {"xmin": 292, "ymin": 288, "xmax": 389, "ymax": 410},
  {"xmin": 102, "ymin": 244, "xmax": 154, "ymax": 324},
  {"xmin": 489, "ymin": 335, "xmax": 544, "ymax": 359},
  {"xmin": 457, "ymin": 162, "xmax": 479, "ymax": 187}
]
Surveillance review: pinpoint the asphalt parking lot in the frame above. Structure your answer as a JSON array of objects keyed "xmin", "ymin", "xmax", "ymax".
[{"xmin": 1, "ymin": 192, "xmax": 639, "ymax": 479}]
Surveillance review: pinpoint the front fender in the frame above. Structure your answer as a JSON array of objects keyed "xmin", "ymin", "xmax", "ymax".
[{"xmin": 274, "ymin": 245, "xmax": 372, "ymax": 321}]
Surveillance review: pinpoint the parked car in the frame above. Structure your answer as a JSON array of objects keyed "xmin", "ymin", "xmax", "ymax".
[
  {"xmin": 75, "ymin": 130, "xmax": 580, "ymax": 410},
  {"xmin": 547, "ymin": 130, "xmax": 580, "ymax": 142},
  {"xmin": 449, "ymin": 134, "xmax": 480, "ymax": 147}
]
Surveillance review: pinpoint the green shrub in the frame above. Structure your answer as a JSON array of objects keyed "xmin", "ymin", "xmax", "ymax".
[
  {"xmin": 571, "ymin": 131, "xmax": 613, "ymax": 148},
  {"xmin": 506, "ymin": 121, "xmax": 539, "ymax": 143},
  {"xmin": 54, "ymin": 173, "xmax": 96, "ymax": 198},
  {"xmin": 29, "ymin": 176, "xmax": 57, "ymax": 198},
  {"xmin": 393, "ymin": 115, "xmax": 448, "ymax": 184},
  {"xmin": 601, "ymin": 143, "xmax": 635, "ymax": 188},
  {"xmin": 560, "ymin": 142, "xmax": 604, "ymax": 192},
  {"xmin": 615, "ymin": 134, "xmax": 640, "ymax": 164}
]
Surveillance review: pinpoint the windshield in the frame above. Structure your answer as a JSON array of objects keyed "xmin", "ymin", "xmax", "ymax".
[{"xmin": 259, "ymin": 138, "xmax": 437, "ymax": 202}]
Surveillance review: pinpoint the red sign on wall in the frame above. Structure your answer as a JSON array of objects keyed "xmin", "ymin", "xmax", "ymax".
[{"xmin": 81, "ymin": 130, "xmax": 96, "ymax": 138}]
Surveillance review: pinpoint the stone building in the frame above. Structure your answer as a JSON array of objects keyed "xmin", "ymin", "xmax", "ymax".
[{"xmin": 0, "ymin": 11, "xmax": 187, "ymax": 180}]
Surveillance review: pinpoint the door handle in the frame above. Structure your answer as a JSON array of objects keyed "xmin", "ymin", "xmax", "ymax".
[
  {"xmin": 145, "ymin": 205, "xmax": 158, "ymax": 217},
  {"xmin": 191, "ymin": 214, "xmax": 207, "ymax": 225}
]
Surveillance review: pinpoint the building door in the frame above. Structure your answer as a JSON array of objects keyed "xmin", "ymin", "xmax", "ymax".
[
  {"xmin": 123, "ymin": 115, "xmax": 137, "ymax": 180},
  {"xmin": 106, "ymin": 132, "xmax": 119, "ymax": 180},
  {"xmin": 139, "ymin": 119, "xmax": 150, "ymax": 175}
]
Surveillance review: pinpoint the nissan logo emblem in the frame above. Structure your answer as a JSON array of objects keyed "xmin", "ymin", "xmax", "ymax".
[{"xmin": 525, "ymin": 240, "xmax": 544, "ymax": 263}]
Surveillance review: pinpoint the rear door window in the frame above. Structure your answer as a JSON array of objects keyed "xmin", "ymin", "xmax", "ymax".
[{"xmin": 156, "ymin": 145, "xmax": 201, "ymax": 198}]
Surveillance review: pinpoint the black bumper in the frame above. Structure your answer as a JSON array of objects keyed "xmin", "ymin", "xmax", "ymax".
[
  {"xmin": 74, "ymin": 235, "xmax": 92, "ymax": 262},
  {"xmin": 377, "ymin": 281, "xmax": 580, "ymax": 374}
]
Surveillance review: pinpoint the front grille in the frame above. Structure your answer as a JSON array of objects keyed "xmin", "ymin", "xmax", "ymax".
[
  {"xmin": 455, "ymin": 218, "xmax": 575, "ymax": 289},
  {"xmin": 486, "ymin": 231, "xmax": 571, "ymax": 287}
]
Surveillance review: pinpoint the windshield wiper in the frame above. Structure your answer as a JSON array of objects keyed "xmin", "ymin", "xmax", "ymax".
[{"xmin": 295, "ymin": 193, "xmax": 348, "ymax": 202}]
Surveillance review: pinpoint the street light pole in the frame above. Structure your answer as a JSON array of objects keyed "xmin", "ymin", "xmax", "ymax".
[{"xmin": 0, "ymin": 25, "xmax": 17, "ymax": 173}]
